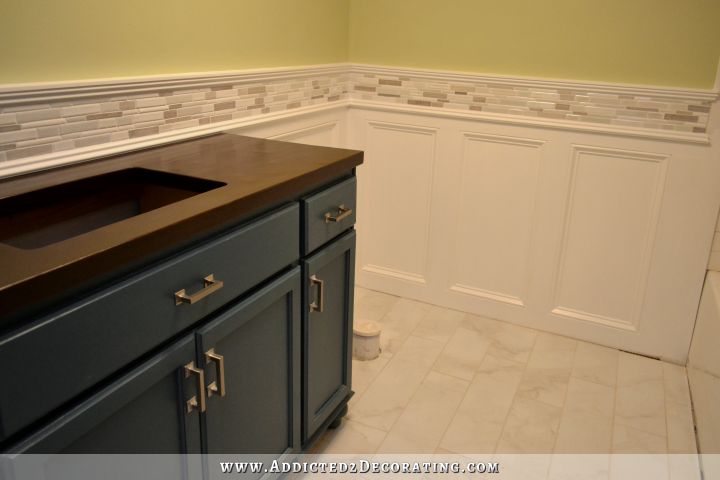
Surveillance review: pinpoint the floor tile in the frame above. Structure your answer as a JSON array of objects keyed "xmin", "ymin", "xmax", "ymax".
[
  {"xmin": 662, "ymin": 362, "xmax": 691, "ymax": 407},
  {"xmin": 516, "ymin": 368, "xmax": 571, "ymax": 408},
  {"xmin": 616, "ymin": 351, "xmax": 663, "ymax": 387},
  {"xmin": 439, "ymin": 355, "xmax": 524, "ymax": 453},
  {"xmin": 615, "ymin": 379, "xmax": 666, "ymax": 437},
  {"xmin": 376, "ymin": 371, "xmax": 468, "ymax": 453},
  {"xmin": 497, "ymin": 397, "xmax": 563, "ymax": 453},
  {"xmin": 309, "ymin": 418, "xmax": 386, "ymax": 454},
  {"xmin": 376, "ymin": 297, "xmax": 431, "ymax": 354},
  {"xmin": 526, "ymin": 333, "xmax": 577, "ymax": 371},
  {"xmin": 612, "ymin": 423, "xmax": 667, "ymax": 453},
  {"xmin": 354, "ymin": 288, "xmax": 398, "ymax": 323},
  {"xmin": 351, "ymin": 350, "xmax": 392, "ymax": 397},
  {"xmin": 464, "ymin": 314, "xmax": 538, "ymax": 364},
  {"xmin": 350, "ymin": 335, "xmax": 444, "ymax": 431},
  {"xmin": 432, "ymin": 318, "xmax": 491, "ymax": 380},
  {"xmin": 666, "ymin": 400, "xmax": 697, "ymax": 453},
  {"xmin": 572, "ymin": 341, "xmax": 619, "ymax": 387},
  {"xmin": 554, "ymin": 378, "xmax": 615, "ymax": 453},
  {"xmin": 413, "ymin": 305, "xmax": 464, "ymax": 344}
]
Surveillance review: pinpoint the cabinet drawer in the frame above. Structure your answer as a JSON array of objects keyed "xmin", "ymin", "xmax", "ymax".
[
  {"xmin": 0, "ymin": 203, "xmax": 299, "ymax": 442},
  {"xmin": 302, "ymin": 176, "xmax": 356, "ymax": 254}
]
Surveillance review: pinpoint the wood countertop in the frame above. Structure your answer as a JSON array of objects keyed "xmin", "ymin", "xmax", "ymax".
[{"xmin": 0, "ymin": 133, "xmax": 363, "ymax": 324}]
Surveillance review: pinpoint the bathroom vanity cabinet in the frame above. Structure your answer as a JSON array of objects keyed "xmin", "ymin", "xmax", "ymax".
[{"xmin": 0, "ymin": 133, "xmax": 362, "ymax": 461}]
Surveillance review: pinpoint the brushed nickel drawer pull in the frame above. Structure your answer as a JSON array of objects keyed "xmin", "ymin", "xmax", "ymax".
[
  {"xmin": 184, "ymin": 362, "xmax": 206, "ymax": 413},
  {"xmin": 175, "ymin": 274, "xmax": 224, "ymax": 305},
  {"xmin": 204, "ymin": 348, "xmax": 226, "ymax": 398},
  {"xmin": 309, "ymin": 274, "xmax": 324, "ymax": 313},
  {"xmin": 324, "ymin": 205, "xmax": 352, "ymax": 223}
]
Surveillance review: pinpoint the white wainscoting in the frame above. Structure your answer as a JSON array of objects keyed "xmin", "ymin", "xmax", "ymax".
[{"xmin": 347, "ymin": 106, "xmax": 720, "ymax": 363}]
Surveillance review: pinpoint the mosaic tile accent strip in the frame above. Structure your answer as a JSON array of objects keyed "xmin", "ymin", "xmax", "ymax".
[
  {"xmin": 0, "ymin": 73, "xmax": 349, "ymax": 162},
  {"xmin": 350, "ymin": 72, "xmax": 713, "ymax": 134},
  {"xmin": 0, "ymin": 65, "xmax": 715, "ymax": 164}
]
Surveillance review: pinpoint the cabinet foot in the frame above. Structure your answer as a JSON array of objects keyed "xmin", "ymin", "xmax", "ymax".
[{"xmin": 328, "ymin": 405, "xmax": 348, "ymax": 429}]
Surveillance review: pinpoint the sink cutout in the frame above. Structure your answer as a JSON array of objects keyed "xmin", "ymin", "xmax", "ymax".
[{"xmin": 0, "ymin": 168, "xmax": 226, "ymax": 249}]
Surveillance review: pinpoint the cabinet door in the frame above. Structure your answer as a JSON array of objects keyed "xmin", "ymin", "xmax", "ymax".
[
  {"xmin": 3, "ymin": 335, "xmax": 201, "ymax": 478},
  {"xmin": 302, "ymin": 230, "xmax": 355, "ymax": 443},
  {"xmin": 196, "ymin": 268, "xmax": 301, "ymax": 456}
]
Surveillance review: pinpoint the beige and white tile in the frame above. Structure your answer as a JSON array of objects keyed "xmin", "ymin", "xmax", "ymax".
[
  {"xmin": 377, "ymin": 371, "xmax": 468, "ymax": 453},
  {"xmin": 571, "ymin": 341, "xmax": 619, "ymax": 387},
  {"xmin": 310, "ymin": 419, "xmax": 386, "ymax": 454},
  {"xmin": 666, "ymin": 401, "xmax": 697, "ymax": 453},
  {"xmin": 354, "ymin": 288, "xmax": 399, "ymax": 323},
  {"xmin": 662, "ymin": 362, "xmax": 691, "ymax": 406},
  {"xmin": 497, "ymin": 397, "xmax": 563, "ymax": 453},
  {"xmin": 554, "ymin": 378, "xmax": 614, "ymax": 453},
  {"xmin": 526, "ymin": 333, "xmax": 577, "ymax": 371},
  {"xmin": 432, "ymin": 319, "xmax": 491, "ymax": 380},
  {"xmin": 351, "ymin": 351, "xmax": 392, "ymax": 398},
  {"xmin": 440, "ymin": 355, "xmax": 525, "ymax": 453},
  {"xmin": 375, "ymin": 297, "xmax": 432, "ymax": 354},
  {"xmin": 612, "ymin": 423, "xmax": 667, "ymax": 453},
  {"xmin": 516, "ymin": 368, "xmax": 571, "ymax": 408},
  {"xmin": 350, "ymin": 335, "xmax": 444, "ymax": 431},
  {"xmin": 614, "ymin": 379, "xmax": 666, "ymax": 437},
  {"xmin": 616, "ymin": 351, "xmax": 663, "ymax": 387},
  {"xmin": 464, "ymin": 314, "xmax": 538, "ymax": 364},
  {"xmin": 413, "ymin": 305, "xmax": 464, "ymax": 344}
]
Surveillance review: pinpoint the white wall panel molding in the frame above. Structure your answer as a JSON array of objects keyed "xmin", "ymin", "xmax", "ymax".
[
  {"xmin": 446, "ymin": 132, "xmax": 547, "ymax": 309},
  {"xmin": 355, "ymin": 120, "xmax": 438, "ymax": 292},
  {"xmin": 550, "ymin": 145, "xmax": 668, "ymax": 332}
]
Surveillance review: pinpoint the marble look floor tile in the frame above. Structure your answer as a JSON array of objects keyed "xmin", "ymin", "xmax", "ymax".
[
  {"xmin": 666, "ymin": 401, "xmax": 697, "ymax": 453},
  {"xmin": 615, "ymin": 379, "xmax": 666, "ymax": 437},
  {"xmin": 310, "ymin": 419, "xmax": 387, "ymax": 454},
  {"xmin": 464, "ymin": 314, "xmax": 538, "ymax": 364},
  {"xmin": 350, "ymin": 335, "xmax": 444, "ymax": 432},
  {"xmin": 497, "ymin": 397, "xmax": 563, "ymax": 453},
  {"xmin": 351, "ymin": 351, "xmax": 392, "ymax": 397},
  {"xmin": 377, "ymin": 371, "xmax": 468, "ymax": 453},
  {"xmin": 571, "ymin": 341, "xmax": 619, "ymax": 387},
  {"xmin": 616, "ymin": 351, "xmax": 663, "ymax": 387},
  {"xmin": 687, "ymin": 367, "xmax": 720, "ymax": 455},
  {"xmin": 516, "ymin": 368, "xmax": 571, "ymax": 408},
  {"xmin": 439, "ymin": 355, "xmax": 525, "ymax": 454},
  {"xmin": 548, "ymin": 454, "xmax": 610, "ymax": 480},
  {"xmin": 526, "ymin": 333, "xmax": 577, "ymax": 372},
  {"xmin": 612, "ymin": 423, "xmax": 667, "ymax": 453},
  {"xmin": 354, "ymin": 288, "xmax": 399, "ymax": 323},
  {"xmin": 554, "ymin": 378, "xmax": 614, "ymax": 454},
  {"xmin": 376, "ymin": 297, "xmax": 432, "ymax": 354},
  {"xmin": 413, "ymin": 305, "xmax": 465, "ymax": 344},
  {"xmin": 432, "ymin": 320, "xmax": 491, "ymax": 380},
  {"xmin": 662, "ymin": 362, "xmax": 691, "ymax": 407}
]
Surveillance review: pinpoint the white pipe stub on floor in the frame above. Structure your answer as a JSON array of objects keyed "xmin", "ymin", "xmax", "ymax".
[{"xmin": 353, "ymin": 321, "xmax": 381, "ymax": 360}]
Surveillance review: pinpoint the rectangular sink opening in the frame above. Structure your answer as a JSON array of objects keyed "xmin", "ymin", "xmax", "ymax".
[{"xmin": 0, "ymin": 168, "xmax": 226, "ymax": 250}]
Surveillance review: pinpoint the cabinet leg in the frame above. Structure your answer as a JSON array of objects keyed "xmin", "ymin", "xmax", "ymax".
[{"xmin": 328, "ymin": 405, "xmax": 348, "ymax": 429}]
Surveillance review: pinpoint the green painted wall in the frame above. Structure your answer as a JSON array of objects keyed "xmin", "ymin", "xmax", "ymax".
[
  {"xmin": 2, "ymin": 0, "xmax": 719, "ymax": 88},
  {"xmin": 0, "ymin": 0, "xmax": 350, "ymax": 84},
  {"xmin": 348, "ymin": 0, "xmax": 720, "ymax": 88}
]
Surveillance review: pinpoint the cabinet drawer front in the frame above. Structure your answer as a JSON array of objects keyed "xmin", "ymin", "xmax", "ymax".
[
  {"xmin": 0, "ymin": 204, "xmax": 299, "ymax": 442},
  {"xmin": 302, "ymin": 176, "xmax": 356, "ymax": 254}
]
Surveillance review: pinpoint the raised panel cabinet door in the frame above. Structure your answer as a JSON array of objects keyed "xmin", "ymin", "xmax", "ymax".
[
  {"xmin": 302, "ymin": 230, "xmax": 355, "ymax": 444},
  {"xmin": 196, "ymin": 268, "xmax": 301, "ymax": 456},
  {"xmin": 2, "ymin": 335, "xmax": 201, "ymax": 479}
]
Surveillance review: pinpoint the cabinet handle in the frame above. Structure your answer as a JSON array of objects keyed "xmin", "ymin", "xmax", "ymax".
[
  {"xmin": 324, "ymin": 204, "xmax": 352, "ymax": 223},
  {"xmin": 184, "ymin": 362, "xmax": 206, "ymax": 413},
  {"xmin": 309, "ymin": 274, "xmax": 324, "ymax": 313},
  {"xmin": 204, "ymin": 348, "xmax": 226, "ymax": 398},
  {"xmin": 175, "ymin": 274, "xmax": 224, "ymax": 305}
]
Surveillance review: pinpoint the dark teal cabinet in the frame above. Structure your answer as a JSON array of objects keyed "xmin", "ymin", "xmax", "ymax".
[
  {"xmin": 302, "ymin": 230, "xmax": 355, "ymax": 444},
  {"xmin": 197, "ymin": 268, "xmax": 301, "ymax": 455}
]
